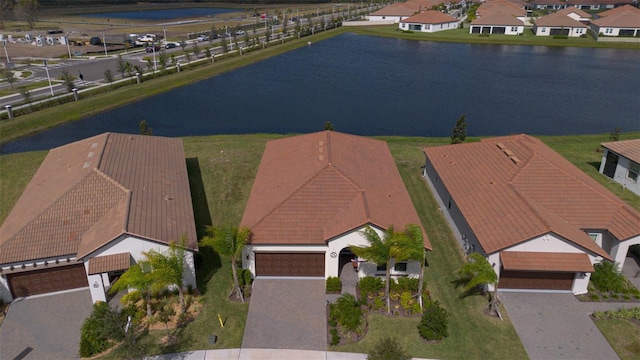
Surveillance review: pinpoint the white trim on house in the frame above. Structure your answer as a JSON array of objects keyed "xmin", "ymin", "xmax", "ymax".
[
  {"xmin": 599, "ymin": 148, "xmax": 640, "ymax": 196},
  {"xmin": 399, "ymin": 20, "xmax": 459, "ymax": 33}
]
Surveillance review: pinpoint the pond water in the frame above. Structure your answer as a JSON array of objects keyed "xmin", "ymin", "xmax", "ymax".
[
  {"xmin": 83, "ymin": 8, "xmax": 240, "ymax": 21},
  {"xmin": 2, "ymin": 33, "xmax": 639, "ymax": 154}
]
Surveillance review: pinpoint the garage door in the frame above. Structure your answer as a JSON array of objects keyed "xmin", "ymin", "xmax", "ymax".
[
  {"xmin": 499, "ymin": 270, "xmax": 574, "ymax": 290},
  {"xmin": 7, "ymin": 264, "xmax": 89, "ymax": 298},
  {"xmin": 255, "ymin": 253, "xmax": 325, "ymax": 277}
]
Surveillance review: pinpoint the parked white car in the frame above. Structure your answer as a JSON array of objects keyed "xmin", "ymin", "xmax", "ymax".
[
  {"xmin": 236, "ymin": 30, "xmax": 246, "ymax": 35},
  {"xmin": 197, "ymin": 35, "xmax": 209, "ymax": 42}
]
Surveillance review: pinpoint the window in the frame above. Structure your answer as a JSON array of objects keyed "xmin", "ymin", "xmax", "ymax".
[
  {"xmin": 605, "ymin": 28, "xmax": 613, "ymax": 34},
  {"xmin": 628, "ymin": 162, "xmax": 640, "ymax": 182},
  {"xmin": 394, "ymin": 262, "xmax": 407, "ymax": 272},
  {"xmin": 511, "ymin": 27, "xmax": 518, "ymax": 32},
  {"xmin": 376, "ymin": 264, "xmax": 386, "ymax": 272},
  {"xmin": 541, "ymin": 27, "xmax": 547, "ymax": 33},
  {"xmin": 588, "ymin": 233, "xmax": 598, "ymax": 242}
]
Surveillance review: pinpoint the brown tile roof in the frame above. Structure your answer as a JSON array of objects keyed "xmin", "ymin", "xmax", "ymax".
[
  {"xmin": 424, "ymin": 135, "xmax": 640, "ymax": 257},
  {"xmin": 501, "ymin": 251, "xmax": 594, "ymax": 272},
  {"xmin": 477, "ymin": 0, "xmax": 527, "ymax": 18},
  {"xmin": 601, "ymin": 139, "xmax": 640, "ymax": 167},
  {"xmin": 597, "ymin": 4, "xmax": 640, "ymax": 17},
  {"xmin": 592, "ymin": 9, "xmax": 640, "ymax": 27},
  {"xmin": 88, "ymin": 252, "xmax": 132, "ymax": 275},
  {"xmin": 471, "ymin": 13, "xmax": 525, "ymax": 26},
  {"xmin": 400, "ymin": 10, "xmax": 459, "ymax": 25},
  {"xmin": 535, "ymin": 11, "xmax": 589, "ymax": 27},
  {"xmin": 0, "ymin": 133, "xmax": 198, "ymax": 265},
  {"xmin": 241, "ymin": 131, "xmax": 431, "ymax": 250},
  {"xmin": 555, "ymin": 7, "xmax": 593, "ymax": 18}
]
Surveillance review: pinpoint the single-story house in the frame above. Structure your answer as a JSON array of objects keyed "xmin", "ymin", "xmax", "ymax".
[
  {"xmin": 475, "ymin": 0, "xmax": 528, "ymax": 20},
  {"xmin": 590, "ymin": 5, "xmax": 640, "ymax": 37},
  {"xmin": 399, "ymin": 10, "xmax": 460, "ymax": 33},
  {"xmin": 531, "ymin": 0, "xmax": 569, "ymax": 10},
  {"xmin": 0, "ymin": 133, "xmax": 198, "ymax": 304},
  {"xmin": 599, "ymin": 138, "xmax": 640, "ymax": 196},
  {"xmin": 240, "ymin": 131, "xmax": 431, "ymax": 280},
  {"xmin": 470, "ymin": 13, "xmax": 526, "ymax": 34},
  {"xmin": 369, "ymin": 3, "xmax": 418, "ymax": 23},
  {"xmin": 533, "ymin": 11, "xmax": 589, "ymax": 36},
  {"xmin": 423, "ymin": 134, "xmax": 640, "ymax": 294},
  {"xmin": 567, "ymin": 0, "xmax": 635, "ymax": 10}
]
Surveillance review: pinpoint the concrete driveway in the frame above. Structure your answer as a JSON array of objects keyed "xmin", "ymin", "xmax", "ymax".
[
  {"xmin": 242, "ymin": 278, "xmax": 327, "ymax": 351},
  {"xmin": 500, "ymin": 292, "xmax": 620, "ymax": 360},
  {"xmin": 0, "ymin": 289, "xmax": 93, "ymax": 360}
]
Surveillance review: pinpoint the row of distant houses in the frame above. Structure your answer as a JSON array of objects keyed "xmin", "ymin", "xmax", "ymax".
[
  {"xmin": 2, "ymin": 131, "xmax": 639, "ymax": 306},
  {"xmin": 369, "ymin": 0, "xmax": 640, "ymax": 38}
]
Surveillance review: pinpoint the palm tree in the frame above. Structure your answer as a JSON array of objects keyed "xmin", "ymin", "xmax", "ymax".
[
  {"xmin": 109, "ymin": 261, "xmax": 154, "ymax": 317},
  {"xmin": 201, "ymin": 226, "xmax": 250, "ymax": 303},
  {"xmin": 351, "ymin": 225, "xmax": 405, "ymax": 314},
  {"xmin": 144, "ymin": 241, "xmax": 187, "ymax": 313},
  {"xmin": 457, "ymin": 252, "xmax": 499, "ymax": 313},
  {"xmin": 397, "ymin": 224, "xmax": 427, "ymax": 310}
]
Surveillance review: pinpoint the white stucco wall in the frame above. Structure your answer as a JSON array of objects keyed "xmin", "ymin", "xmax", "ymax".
[
  {"xmin": 0, "ymin": 275, "xmax": 12, "ymax": 303},
  {"xmin": 84, "ymin": 235, "xmax": 197, "ymax": 304},
  {"xmin": 243, "ymin": 225, "xmax": 422, "ymax": 280},
  {"xmin": 369, "ymin": 15, "xmax": 407, "ymax": 23},
  {"xmin": 599, "ymin": 150, "xmax": 640, "ymax": 196},
  {"xmin": 399, "ymin": 21, "xmax": 459, "ymax": 33}
]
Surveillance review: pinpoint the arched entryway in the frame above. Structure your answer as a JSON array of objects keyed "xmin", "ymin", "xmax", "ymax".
[{"xmin": 338, "ymin": 248, "xmax": 358, "ymax": 296}]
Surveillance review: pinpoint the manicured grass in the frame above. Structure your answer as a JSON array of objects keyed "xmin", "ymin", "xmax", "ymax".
[
  {"xmin": 594, "ymin": 318, "xmax": 640, "ymax": 360},
  {"xmin": 1, "ymin": 132, "xmax": 639, "ymax": 358},
  {"xmin": 350, "ymin": 26, "xmax": 640, "ymax": 50}
]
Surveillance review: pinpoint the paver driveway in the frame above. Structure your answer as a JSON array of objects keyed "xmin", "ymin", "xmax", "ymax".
[
  {"xmin": 0, "ymin": 289, "xmax": 93, "ymax": 360},
  {"xmin": 500, "ymin": 292, "xmax": 619, "ymax": 360},
  {"xmin": 242, "ymin": 278, "xmax": 326, "ymax": 351}
]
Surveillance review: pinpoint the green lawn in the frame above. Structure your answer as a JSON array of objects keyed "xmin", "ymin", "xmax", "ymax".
[
  {"xmin": 594, "ymin": 318, "xmax": 640, "ymax": 360},
  {"xmin": 1, "ymin": 132, "xmax": 639, "ymax": 358}
]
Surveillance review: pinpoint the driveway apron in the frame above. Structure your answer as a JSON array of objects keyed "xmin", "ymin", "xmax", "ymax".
[
  {"xmin": 500, "ymin": 292, "xmax": 620, "ymax": 360},
  {"xmin": 0, "ymin": 289, "xmax": 93, "ymax": 360},
  {"xmin": 242, "ymin": 278, "xmax": 326, "ymax": 351}
]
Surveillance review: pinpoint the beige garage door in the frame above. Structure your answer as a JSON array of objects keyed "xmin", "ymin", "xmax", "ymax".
[
  {"xmin": 7, "ymin": 264, "xmax": 89, "ymax": 298},
  {"xmin": 255, "ymin": 253, "xmax": 325, "ymax": 277}
]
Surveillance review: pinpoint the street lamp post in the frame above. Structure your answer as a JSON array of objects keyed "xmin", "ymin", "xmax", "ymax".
[
  {"xmin": 102, "ymin": 32, "xmax": 107, "ymax": 56},
  {"xmin": 43, "ymin": 59, "xmax": 54, "ymax": 97},
  {"xmin": 2, "ymin": 40, "xmax": 10, "ymax": 63},
  {"xmin": 152, "ymin": 40, "xmax": 157, "ymax": 71},
  {"xmin": 65, "ymin": 34, "xmax": 71, "ymax": 58}
]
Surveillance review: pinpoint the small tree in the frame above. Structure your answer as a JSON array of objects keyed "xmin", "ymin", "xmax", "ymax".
[
  {"xmin": 324, "ymin": 121, "xmax": 334, "ymax": 131},
  {"xmin": 19, "ymin": 86, "xmax": 32, "ymax": 104},
  {"xmin": 417, "ymin": 300, "xmax": 449, "ymax": 340},
  {"xmin": 457, "ymin": 252, "xmax": 499, "ymax": 313},
  {"xmin": 139, "ymin": 120, "xmax": 152, "ymax": 135},
  {"xmin": 109, "ymin": 262, "xmax": 154, "ymax": 317},
  {"xmin": 116, "ymin": 54, "xmax": 127, "ymax": 77},
  {"xmin": 15, "ymin": 0, "xmax": 38, "ymax": 29},
  {"xmin": 104, "ymin": 69, "xmax": 114, "ymax": 84},
  {"xmin": 367, "ymin": 336, "xmax": 410, "ymax": 360},
  {"xmin": 201, "ymin": 226, "xmax": 250, "ymax": 303},
  {"xmin": 145, "ymin": 241, "xmax": 188, "ymax": 313},
  {"xmin": 2, "ymin": 69, "xmax": 17, "ymax": 88},
  {"xmin": 61, "ymin": 69, "xmax": 75, "ymax": 92},
  {"xmin": 192, "ymin": 42, "xmax": 200, "ymax": 58},
  {"xmin": 450, "ymin": 114, "xmax": 467, "ymax": 144},
  {"xmin": 609, "ymin": 127, "xmax": 621, "ymax": 142}
]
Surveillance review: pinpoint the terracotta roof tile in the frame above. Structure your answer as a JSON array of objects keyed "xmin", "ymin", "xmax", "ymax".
[
  {"xmin": 601, "ymin": 139, "xmax": 640, "ymax": 163},
  {"xmin": 242, "ymin": 131, "xmax": 431, "ymax": 249},
  {"xmin": 88, "ymin": 252, "xmax": 132, "ymax": 275},
  {"xmin": 371, "ymin": 3, "xmax": 417, "ymax": 17},
  {"xmin": 0, "ymin": 133, "xmax": 198, "ymax": 265},
  {"xmin": 535, "ymin": 12, "xmax": 588, "ymax": 27},
  {"xmin": 592, "ymin": 10, "xmax": 640, "ymax": 27},
  {"xmin": 471, "ymin": 13, "xmax": 525, "ymax": 26},
  {"xmin": 501, "ymin": 251, "xmax": 594, "ymax": 272},
  {"xmin": 555, "ymin": 7, "xmax": 592, "ymax": 18},
  {"xmin": 424, "ymin": 135, "xmax": 639, "ymax": 256},
  {"xmin": 597, "ymin": 4, "xmax": 640, "ymax": 17},
  {"xmin": 400, "ymin": 10, "xmax": 459, "ymax": 24}
]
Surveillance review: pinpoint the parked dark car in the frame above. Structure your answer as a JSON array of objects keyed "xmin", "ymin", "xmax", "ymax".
[
  {"xmin": 89, "ymin": 36, "xmax": 102, "ymax": 45},
  {"xmin": 145, "ymin": 45, "xmax": 161, "ymax": 52},
  {"xmin": 165, "ymin": 42, "xmax": 177, "ymax": 49}
]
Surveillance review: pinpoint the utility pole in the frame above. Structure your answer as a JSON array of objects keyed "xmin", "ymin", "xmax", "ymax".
[
  {"xmin": 102, "ymin": 32, "xmax": 107, "ymax": 56},
  {"xmin": 43, "ymin": 59, "xmax": 54, "ymax": 96}
]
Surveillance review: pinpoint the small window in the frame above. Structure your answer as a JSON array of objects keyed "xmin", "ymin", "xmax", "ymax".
[
  {"xmin": 541, "ymin": 28, "xmax": 547, "ymax": 33},
  {"xmin": 628, "ymin": 162, "xmax": 639, "ymax": 182},
  {"xmin": 377, "ymin": 264, "xmax": 386, "ymax": 271},
  {"xmin": 511, "ymin": 27, "xmax": 517, "ymax": 32},
  {"xmin": 589, "ymin": 233, "xmax": 598, "ymax": 242},
  {"xmin": 394, "ymin": 262, "xmax": 407, "ymax": 272}
]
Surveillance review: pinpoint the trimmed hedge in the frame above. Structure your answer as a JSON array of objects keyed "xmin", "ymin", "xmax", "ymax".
[{"xmin": 326, "ymin": 276, "xmax": 342, "ymax": 293}]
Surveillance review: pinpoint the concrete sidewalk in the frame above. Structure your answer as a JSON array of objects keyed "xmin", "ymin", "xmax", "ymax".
[{"xmin": 146, "ymin": 349, "xmax": 434, "ymax": 359}]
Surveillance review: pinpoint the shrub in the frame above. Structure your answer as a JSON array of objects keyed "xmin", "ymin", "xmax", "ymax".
[
  {"xmin": 400, "ymin": 291, "xmax": 413, "ymax": 310},
  {"xmin": 417, "ymin": 300, "xmax": 449, "ymax": 341},
  {"xmin": 367, "ymin": 336, "xmax": 410, "ymax": 360},
  {"xmin": 334, "ymin": 294, "xmax": 363, "ymax": 332},
  {"xmin": 591, "ymin": 262, "xmax": 626, "ymax": 293},
  {"xmin": 359, "ymin": 276, "xmax": 384, "ymax": 299},
  {"xmin": 79, "ymin": 302, "xmax": 125, "ymax": 357},
  {"xmin": 396, "ymin": 277, "xmax": 419, "ymax": 292},
  {"xmin": 373, "ymin": 295, "xmax": 384, "ymax": 310},
  {"xmin": 326, "ymin": 276, "xmax": 342, "ymax": 293},
  {"xmin": 553, "ymin": 35, "xmax": 568, "ymax": 39},
  {"xmin": 330, "ymin": 327, "xmax": 340, "ymax": 346}
]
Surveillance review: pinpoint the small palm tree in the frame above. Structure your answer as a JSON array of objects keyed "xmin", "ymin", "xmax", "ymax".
[
  {"xmin": 144, "ymin": 241, "xmax": 187, "ymax": 313},
  {"xmin": 109, "ymin": 261, "xmax": 154, "ymax": 317},
  {"xmin": 352, "ymin": 225, "xmax": 405, "ymax": 314},
  {"xmin": 397, "ymin": 224, "xmax": 427, "ymax": 310},
  {"xmin": 457, "ymin": 252, "xmax": 499, "ymax": 312},
  {"xmin": 201, "ymin": 226, "xmax": 250, "ymax": 303}
]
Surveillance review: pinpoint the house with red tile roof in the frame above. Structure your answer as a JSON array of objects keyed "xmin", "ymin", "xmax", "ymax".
[
  {"xmin": 567, "ymin": 0, "xmax": 636, "ymax": 10},
  {"xmin": 590, "ymin": 5, "xmax": 640, "ymax": 37},
  {"xmin": 423, "ymin": 135, "xmax": 640, "ymax": 294},
  {"xmin": 533, "ymin": 10, "xmax": 589, "ymax": 36},
  {"xmin": 240, "ymin": 131, "xmax": 431, "ymax": 279},
  {"xmin": 0, "ymin": 133, "xmax": 198, "ymax": 304},
  {"xmin": 399, "ymin": 10, "xmax": 460, "ymax": 33},
  {"xmin": 470, "ymin": 1, "xmax": 528, "ymax": 35},
  {"xmin": 369, "ymin": 0, "xmax": 443, "ymax": 23},
  {"xmin": 555, "ymin": 7, "xmax": 593, "ymax": 23},
  {"xmin": 600, "ymin": 139, "xmax": 640, "ymax": 196}
]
